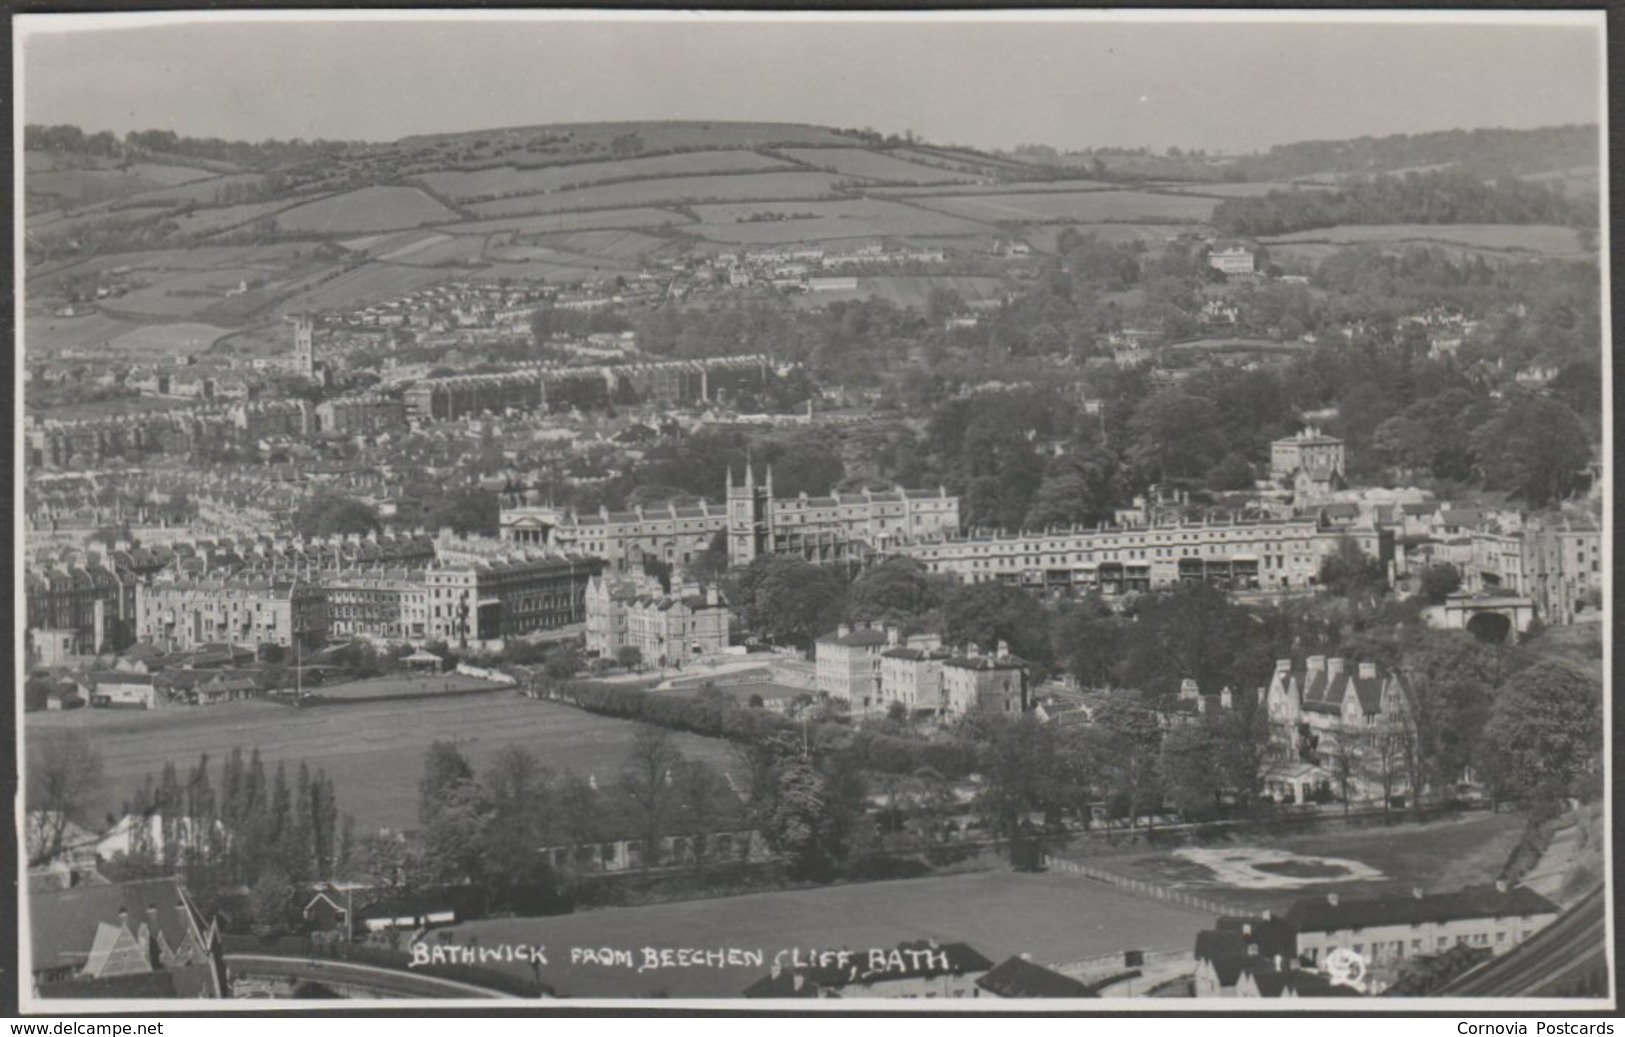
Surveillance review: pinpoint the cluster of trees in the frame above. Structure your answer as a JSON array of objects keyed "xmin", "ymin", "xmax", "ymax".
[
  {"xmin": 1222, "ymin": 125, "xmax": 1600, "ymax": 183},
  {"xmin": 1213, "ymin": 170, "xmax": 1595, "ymax": 238},
  {"xmin": 24, "ymin": 123, "xmax": 358, "ymax": 171},
  {"xmin": 100, "ymin": 747, "xmax": 352, "ymax": 933}
]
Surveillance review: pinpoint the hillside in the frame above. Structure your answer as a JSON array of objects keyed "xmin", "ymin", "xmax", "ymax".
[{"xmin": 23, "ymin": 118, "xmax": 1603, "ymax": 367}]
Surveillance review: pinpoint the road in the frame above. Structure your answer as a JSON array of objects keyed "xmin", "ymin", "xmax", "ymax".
[{"xmin": 226, "ymin": 954, "xmax": 520, "ymax": 1000}]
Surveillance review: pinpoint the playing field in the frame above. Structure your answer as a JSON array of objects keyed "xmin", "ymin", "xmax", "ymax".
[
  {"xmin": 1060, "ymin": 810, "xmax": 1527, "ymax": 916},
  {"xmin": 27, "ymin": 695, "xmax": 739, "ymax": 833},
  {"xmin": 443, "ymin": 869, "xmax": 1209, "ymax": 998}
]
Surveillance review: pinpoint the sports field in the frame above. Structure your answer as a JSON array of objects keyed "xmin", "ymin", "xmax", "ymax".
[
  {"xmin": 1060, "ymin": 810, "xmax": 1527, "ymax": 916},
  {"xmin": 27, "ymin": 695, "xmax": 738, "ymax": 833},
  {"xmin": 443, "ymin": 869, "xmax": 1208, "ymax": 998}
]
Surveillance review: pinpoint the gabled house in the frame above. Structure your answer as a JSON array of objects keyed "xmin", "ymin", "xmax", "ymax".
[{"xmin": 30, "ymin": 877, "xmax": 227, "ymax": 999}]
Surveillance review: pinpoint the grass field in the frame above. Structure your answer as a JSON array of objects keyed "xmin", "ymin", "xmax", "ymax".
[
  {"xmin": 690, "ymin": 198, "xmax": 995, "ymax": 244},
  {"xmin": 439, "ymin": 208, "xmax": 693, "ymax": 236},
  {"xmin": 303, "ymin": 672, "xmax": 498, "ymax": 702},
  {"xmin": 787, "ymin": 275, "xmax": 1005, "ymax": 311},
  {"xmin": 105, "ymin": 321, "xmax": 233, "ymax": 356},
  {"xmin": 1020, "ymin": 223, "xmax": 1190, "ymax": 253},
  {"xmin": 24, "ymin": 311, "xmax": 142, "ymax": 357},
  {"xmin": 777, "ymin": 147, "xmax": 982, "ymax": 184},
  {"xmin": 400, "ymin": 120, "xmax": 857, "ymax": 157},
  {"xmin": 444, "ymin": 869, "xmax": 1209, "ymax": 998},
  {"xmin": 1162, "ymin": 181, "xmax": 1335, "ymax": 198},
  {"xmin": 465, "ymin": 172, "xmax": 851, "ymax": 218},
  {"xmin": 414, "ymin": 150, "xmax": 793, "ymax": 201},
  {"xmin": 1063, "ymin": 810, "xmax": 1527, "ymax": 916},
  {"xmin": 27, "ymin": 695, "xmax": 739, "ymax": 833},
  {"xmin": 277, "ymin": 186, "xmax": 461, "ymax": 234},
  {"xmin": 909, "ymin": 189, "xmax": 1219, "ymax": 224},
  {"xmin": 1260, "ymin": 223, "xmax": 1590, "ymax": 257},
  {"xmin": 268, "ymin": 262, "xmax": 461, "ymax": 316},
  {"xmin": 871, "ymin": 178, "xmax": 1116, "ymax": 198}
]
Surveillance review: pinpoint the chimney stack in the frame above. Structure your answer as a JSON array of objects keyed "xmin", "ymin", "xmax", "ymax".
[
  {"xmin": 1358, "ymin": 662, "xmax": 1377, "ymax": 680},
  {"xmin": 1306, "ymin": 655, "xmax": 1326, "ymax": 673},
  {"xmin": 1327, "ymin": 658, "xmax": 1346, "ymax": 678},
  {"xmin": 837, "ymin": 623, "xmax": 851, "ymax": 639},
  {"xmin": 1220, "ymin": 687, "xmax": 1234, "ymax": 710},
  {"xmin": 1274, "ymin": 954, "xmax": 1284, "ymax": 972},
  {"xmin": 1275, "ymin": 658, "xmax": 1293, "ymax": 675},
  {"xmin": 1246, "ymin": 943, "xmax": 1259, "ymax": 957},
  {"xmin": 996, "ymin": 640, "xmax": 1010, "ymax": 659},
  {"xmin": 1326, "ymin": 893, "xmax": 1340, "ymax": 907},
  {"xmin": 886, "ymin": 626, "xmax": 900, "ymax": 647},
  {"xmin": 1495, "ymin": 879, "xmax": 1508, "ymax": 895},
  {"xmin": 1180, "ymin": 678, "xmax": 1200, "ymax": 700},
  {"xmin": 1412, "ymin": 887, "xmax": 1425, "ymax": 900}
]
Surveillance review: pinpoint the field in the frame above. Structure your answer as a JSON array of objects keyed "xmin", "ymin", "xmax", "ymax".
[
  {"xmin": 440, "ymin": 208, "xmax": 694, "ymax": 236},
  {"xmin": 399, "ymin": 120, "xmax": 858, "ymax": 157},
  {"xmin": 105, "ymin": 321, "xmax": 232, "ymax": 356},
  {"xmin": 263, "ymin": 262, "xmax": 462, "ymax": 317},
  {"xmin": 303, "ymin": 672, "xmax": 497, "ymax": 702},
  {"xmin": 23, "ymin": 311, "xmax": 142, "ymax": 357},
  {"xmin": 414, "ymin": 150, "xmax": 792, "ymax": 201},
  {"xmin": 1020, "ymin": 223, "xmax": 1190, "ymax": 253},
  {"xmin": 909, "ymin": 189, "xmax": 1219, "ymax": 224},
  {"xmin": 443, "ymin": 869, "xmax": 1208, "ymax": 998},
  {"xmin": 465, "ymin": 172, "xmax": 851, "ymax": 218},
  {"xmin": 1162, "ymin": 181, "xmax": 1334, "ymax": 198},
  {"xmin": 871, "ymin": 178, "xmax": 1115, "ymax": 198},
  {"xmin": 789, "ymin": 275, "xmax": 1005, "ymax": 311},
  {"xmin": 1062, "ymin": 810, "xmax": 1527, "ymax": 916},
  {"xmin": 27, "ymin": 166, "xmax": 219, "ymax": 207},
  {"xmin": 1259, "ymin": 223, "xmax": 1591, "ymax": 259},
  {"xmin": 277, "ymin": 186, "xmax": 461, "ymax": 234},
  {"xmin": 689, "ymin": 198, "xmax": 994, "ymax": 244},
  {"xmin": 777, "ymin": 147, "xmax": 982, "ymax": 184},
  {"xmin": 27, "ymin": 695, "xmax": 740, "ymax": 834}
]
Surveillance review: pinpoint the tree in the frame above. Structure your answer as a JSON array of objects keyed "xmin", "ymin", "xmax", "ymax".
[
  {"xmin": 941, "ymin": 581, "xmax": 1053, "ymax": 677},
  {"xmin": 977, "ymin": 715, "xmax": 1056, "ymax": 844},
  {"xmin": 420, "ymin": 780, "xmax": 492, "ymax": 887},
  {"xmin": 1088, "ymin": 697, "xmax": 1164, "ymax": 830},
  {"xmin": 729, "ymin": 554, "xmax": 847, "ymax": 648},
  {"xmin": 418, "ymin": 741, "xmax": 475, "ymax": 827},
  {"xmin": 1417, "ymin": 563, "xmax": 1462, "ymax": 605},
  {"xmin": 1127, "ymin": 390, "xmax": 1223, "ymax": 484},
  {"xmin": 618, "ymin": 725, "xmax": 684, "ymax": 873},
  {"xmin": 293, "ymin": 494, "xmax": 380, "ymax": 538},
  {"xmin": 844, "ymin": 558, "xmax": 952, "ymax": 626},
  {"xmin": 1317, "ymin": 537, "xmax": 1388, "ymax": 602},
  {"xmin": 614, "ymin": 645, "xmax": 643, "ymax": 672},
  {"xmin": 1471, "ymin": 396, "xmax": 1593, "ymax": 506},
  {"xmin": 765, "ymin": 755, "xmax": 833, "ymax": 880},
  {"xmin": 26, "ymin": 731, "xmax": 105, "ymax": 866},
  {"xmin": 249, "ymin": 866, "xmax": 297, "ymax": 938},
  {"xmin": 1482, "ymin": 662, "xmax": 1602, "ymax": 803},
  {"xmin": 1160, "ymin": 721, "xmax": 1226, "ymax": 822}
]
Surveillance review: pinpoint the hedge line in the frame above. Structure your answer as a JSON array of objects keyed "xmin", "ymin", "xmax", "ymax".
[{"xmin": 549, "ymin": 679, "xmax": 980, "ymax": 779}]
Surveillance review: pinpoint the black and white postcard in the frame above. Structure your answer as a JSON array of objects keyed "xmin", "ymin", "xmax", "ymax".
[{"xmin": 13, "ymin": 9, "xmax": 1611, "ymax": 1011}]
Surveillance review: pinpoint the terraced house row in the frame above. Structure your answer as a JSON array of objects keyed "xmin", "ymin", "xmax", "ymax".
[{"xmin": 403, "ymin": 354, "xmax": 772, "ymax": 421}]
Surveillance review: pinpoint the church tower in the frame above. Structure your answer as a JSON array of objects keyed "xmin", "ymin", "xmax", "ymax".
[
  {"xmin": 292, "ymin": 314, "xmax": 315, "ymax": 378},
  {"xmin": 726, "ymin": 464, "xmax": 775, "ymax": 565}
]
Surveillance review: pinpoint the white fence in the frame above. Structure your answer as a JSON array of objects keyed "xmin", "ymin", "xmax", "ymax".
[{"xmin": 1043, "ymin": 855, "xmax": 1231, "ymax": 917}]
